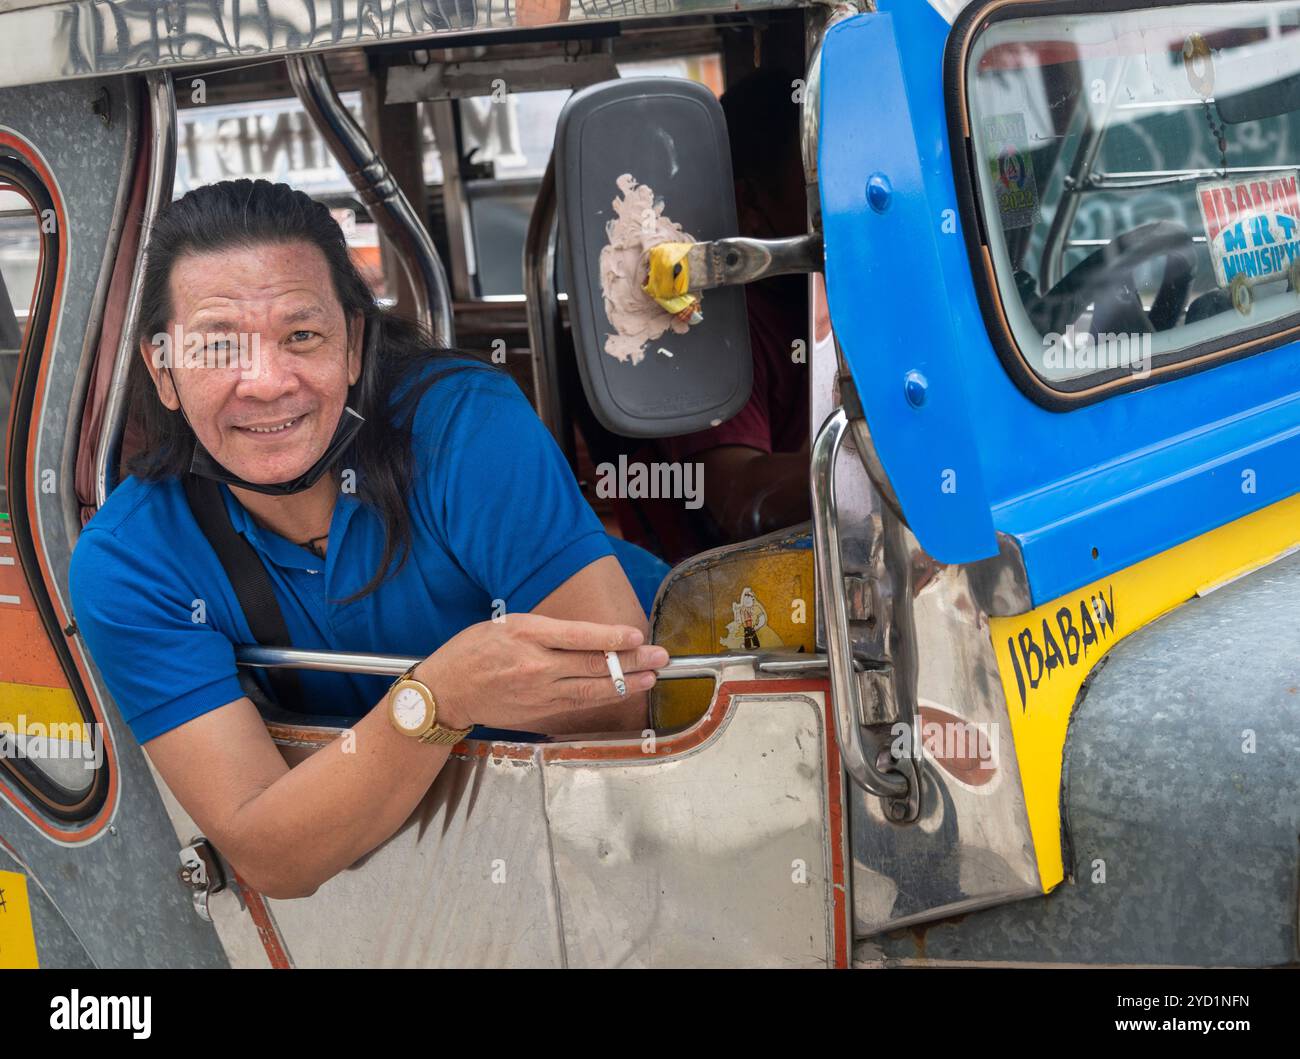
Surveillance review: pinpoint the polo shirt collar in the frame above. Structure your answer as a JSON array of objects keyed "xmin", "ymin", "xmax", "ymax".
[{"xmin": 218, "ymin": 481, "xmax": 361, "ymax": 573}]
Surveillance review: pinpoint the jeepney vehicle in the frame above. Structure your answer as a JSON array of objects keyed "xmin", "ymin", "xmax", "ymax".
[{"xmin": 0, "ymin": 0, "xmax": 1297, "ymax": 969}]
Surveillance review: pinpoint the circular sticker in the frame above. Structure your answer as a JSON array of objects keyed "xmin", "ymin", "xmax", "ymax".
[{"xmin": 1183, "ymin": 33, "xmax": 1214, "ymax": 98}]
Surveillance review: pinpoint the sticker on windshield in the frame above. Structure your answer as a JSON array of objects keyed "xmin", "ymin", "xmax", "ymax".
[
  {"xmin": 1196, "ymin": 170, "xmax": 1300, "ymax": 288},
  {"xmin": 982, "ymin": 113, "xmax": 1040, "ymax": 231}
]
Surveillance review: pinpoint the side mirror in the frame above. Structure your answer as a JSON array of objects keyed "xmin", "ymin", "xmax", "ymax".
[{"xmin": 555, "ymin": 78, "xmax": 753, "ymax": 438}]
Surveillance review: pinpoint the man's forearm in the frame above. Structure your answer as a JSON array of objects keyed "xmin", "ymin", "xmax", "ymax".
[{"xmin": 228, "ymin": 697, "xmax": 454, "ymax": 898}]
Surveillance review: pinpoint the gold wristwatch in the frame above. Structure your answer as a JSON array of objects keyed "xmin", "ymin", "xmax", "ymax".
[{"xmin": 387, "ymin": 662, "xmax": 472, "ymax": 745}]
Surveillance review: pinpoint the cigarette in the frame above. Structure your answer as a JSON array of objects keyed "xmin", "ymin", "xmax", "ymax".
[{"xmin": 604, "ymin": 651, "xmax": 627, "ymax": 696}]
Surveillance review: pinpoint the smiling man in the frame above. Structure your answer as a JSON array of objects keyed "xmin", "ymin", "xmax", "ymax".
[{"xmin": 68, "ymin": 179, "xmax": 670, "ymax": 900}]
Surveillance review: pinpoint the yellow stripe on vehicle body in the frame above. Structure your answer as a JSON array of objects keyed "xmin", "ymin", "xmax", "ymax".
[
  {"xmin": 0, "ymin": 869, "xmax": 39, "ymax": 967},
  {"xmin": 0, "ymin": 682, "xmax": 87, "ymax": 740},
  {"xmin": 990, "ymin": 491, "xmax": 1300, "ymax": 892}
]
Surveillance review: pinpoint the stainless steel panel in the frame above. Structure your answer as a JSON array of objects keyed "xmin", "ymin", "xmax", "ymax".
[
  {"xmin": 546, "ymin": 691, "xmax": 839, "ymax": 968},
  {"xmin": 849, "ymin": 524, "xmax": 1042, "ymax": 937},
  {"xmin": 264, "ymin": 749, "xmax": 563, "ymax": 967},
  {"xmin": 808, "ymin": 203, "xmax": 1040, "ymax": 940},
  {"xmin": 150, "ymin": 670, "xmax": 845, "ymax": 966},
  {"xmin": 864, "ymin": 547, "xmax": 1300, "ymax": 966}
]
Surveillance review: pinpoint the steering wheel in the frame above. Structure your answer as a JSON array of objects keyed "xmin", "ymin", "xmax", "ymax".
[{"xmin": 1028, "ymin": 221, "xmax": 1198, "ymax": 338}]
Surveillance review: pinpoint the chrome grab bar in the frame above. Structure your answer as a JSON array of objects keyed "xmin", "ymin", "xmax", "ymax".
[
  {"xmin": 235, "ymin": 645, "xmax": 830, "ymax": 681},
  {"xmin": 95, "ymin": 72, "xmax": 176, "ymax": 509},
  {"xmin": 287, "ymin": 54, "xmax": 454, "ymax": 347},
  {"xmin": 811, "ymin": 408, "xmax": 909, "ymax": 798}
]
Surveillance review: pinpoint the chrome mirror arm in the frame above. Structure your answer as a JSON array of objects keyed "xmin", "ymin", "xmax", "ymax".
[
  {"xmin": 811, "ymin": 407, "xmax": 909, "ymax": 799},
  {"xmin": 665, "ymin": 234, "xmax": 825, "ymax": 292}
]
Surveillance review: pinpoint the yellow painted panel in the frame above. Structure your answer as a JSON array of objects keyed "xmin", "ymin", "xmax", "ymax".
[
  {"xmin": 991, "ymin": 492, "xmax": 1300, "ymax": 892},
  {"xmin": 0, "ymin": 682, "xmax": 86, "ymax": 739},
  {"xmin": 653, "ymin": 539, "xmax": 816, "ymax": 728},
  {"xmin": 0, "ymin": 869, "xmax": 39, "ymax": 968}
]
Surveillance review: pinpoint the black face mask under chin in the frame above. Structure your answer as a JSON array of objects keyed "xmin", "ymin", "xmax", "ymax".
[
  {"xmin": 166, "ymin": 357, "xmax": 363, "ymax": 495},
  {"xmin": 187, "ymin": 403, "xmax": 365, "ymax": 496}
]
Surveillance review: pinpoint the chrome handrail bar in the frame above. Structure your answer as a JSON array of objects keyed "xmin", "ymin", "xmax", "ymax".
[
  {"xmin": 810, "ymin": 407, "xmax": 909, "ymax": 798},
  {"xmin": 94, "ymin": 72, "xmax": 176, "ymax": 509},
  {"xmin": 287, "ymin": 53, "xmax": 454, "ymax": 347},
  {"xmin": 235, "ymin": 644, "xmax": 831, "ymax": 681}
]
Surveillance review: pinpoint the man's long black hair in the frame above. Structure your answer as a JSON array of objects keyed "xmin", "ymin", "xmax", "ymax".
[{"xmin": 124, "ymin": 178, "xmax": 493, "ymax": 602}]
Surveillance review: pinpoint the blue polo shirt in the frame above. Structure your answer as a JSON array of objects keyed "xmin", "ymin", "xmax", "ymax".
[{"xmin": 68, "ymin": 360, "xmax": 669, "ymax": 745}]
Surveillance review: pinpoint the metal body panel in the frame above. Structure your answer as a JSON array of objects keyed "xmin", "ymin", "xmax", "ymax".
[
  {"xmin": 849, "ymin": 521, "xmax": 1041, "ymax": 936},
  {"xmin": 0, "ymin": 841, "xmax": 95, "ymax": 967},
  {"xmin": 0, "ymin": 0, "xmax": 806, "ymax": 92},
  {"xmin": 819, "ymin": 3, "xmax": 1300, "ymax": 607},
  {"xmin": 264, "ymin": 750, "xmax": 564, "ymax": 968},
  {"xmin": 546, "ymin": 693, "xmax": 837, "ymax": 968},
  {"xmin": 808, "ymin": 272, "xmax": 1039, "ymax": 937},
  {"xmin": 184, "ymin": 680, "xmax": 845, "ymax": 967},
  {"xmin": 0, "ymin": 75, "xmax": 228, "ymax": 967},
  {"xmin": 861, "ymin": 547, "xmax": 1300, "ymax": 966}
]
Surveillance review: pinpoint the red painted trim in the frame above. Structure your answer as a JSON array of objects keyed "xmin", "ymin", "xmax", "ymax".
[
  {"xmin": 817, "ymin": 682, "xmax": 850, "ymax": 969},
  {"xmin": 0, "ymin": 129, "xmax": 120, "ymax": 841},
  {"xmin": 235, "ymin": 869, "xmax": 293, "ymax": 969},
  {"xmin": 451, "ymin": 739, "xmax": 538, "ymax": 762}
]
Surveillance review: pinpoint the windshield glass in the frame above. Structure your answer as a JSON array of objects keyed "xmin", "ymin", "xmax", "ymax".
[{"xmin": 965, "ymin": 1, "xmax": 1300, "ymax": 394}]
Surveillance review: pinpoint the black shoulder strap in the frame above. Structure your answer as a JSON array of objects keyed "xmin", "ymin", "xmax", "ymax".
[{"xmin": 182, "ymin": 474, "xmax": 305, "ymax": 712}]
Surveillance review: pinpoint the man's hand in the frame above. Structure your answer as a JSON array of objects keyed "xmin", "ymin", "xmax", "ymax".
[
  {"xmin": 529, "ymin": 553, "xmax": 660, "ymax": 733},
  {"xmin": 418, "ymin": 614, "xmax": 666, "ymax": 734}
]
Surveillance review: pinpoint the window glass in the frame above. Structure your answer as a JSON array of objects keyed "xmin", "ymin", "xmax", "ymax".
[
  {"xmin": 0, "ymin": 185, "xmax": 39, "ymax": 517},
  {"xmin": 0, "ymin": 181, "xmax": 98, "ymax": 798},
  {"xmin": 169, "ymin": 56, "xmax": 724, "ymax": 301},
  {"xmin": 966, "ymin": 2, "xmax": 1300, "ymax": 392},
  {"xmin": 175, "ymin": 92, "xmax": 407, "ymax": 301}
]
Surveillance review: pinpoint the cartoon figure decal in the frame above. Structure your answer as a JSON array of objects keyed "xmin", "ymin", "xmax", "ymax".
[{"xmin": 721, "ymin": 587, "xmax": 784, "ymax": 650}]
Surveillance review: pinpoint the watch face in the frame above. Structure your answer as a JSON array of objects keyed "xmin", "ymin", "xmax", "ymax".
[{"xmin": 391, "ymin": 685, "xmax": 429, "ymax": 731}]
